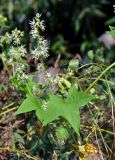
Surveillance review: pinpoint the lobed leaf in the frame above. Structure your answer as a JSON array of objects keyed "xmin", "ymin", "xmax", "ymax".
[{"xmin": 16, "ymin": 93, "xmax": 41, "ymax": 115}]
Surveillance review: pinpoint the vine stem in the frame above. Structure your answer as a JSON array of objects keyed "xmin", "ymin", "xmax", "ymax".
[
  {"xmin": 0, "ymin": 55, "xmax": 12, "ymax": 77},
  {"xmin": 0, "ymin": 147, "xmax": 40, "ymax": 160},
  {"xmin": 85, "ymin": 62, "xmax": 115, "ymax": 92},
  {"xmin": 0, "ymin": 106, "xmax": 17, "ymax": 117},
  {"xmin": 80, "ymin": 124, "xmax": 115, "ymax": 135}
]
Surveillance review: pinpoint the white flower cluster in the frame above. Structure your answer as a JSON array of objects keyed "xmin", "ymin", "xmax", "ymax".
[
  {"xmin": 30, "ymin": 13, "xmax": 45, "ymax": 39},
  {"xmin": 0, "ymin": 14, "xmax": 7, "ymax": 26},
  {"xmin": 0, "ymin": 32, "xmax": 11, "ymax": 45},
  {"xmin": 37, "ymin": 63, "xmax": 45, "ymax": 71},
  {"xmin": 18, "ymin": 45, "xmax": 27, "ymax": 57},
  {"xmin": 13, "ymin": 63, "xmax": 28, "ymax": 84},
  {"xmin": 11, "ymin": 28, "xmax": 24, "ymax": 45},
  {"xmin": 0, "ymin": 28, "xmax": 24, "ymax": 48},
  {"xmin": 31, "ymin": 40, "xmax": 49, "ymax": 60},
  {"xmin": 30, "ymin": 13, "xmax": 49, "ymax": 60},
  {"xmin": 0, "ymin": 13, "xmax": 49, "ymax": 90},
  {"xmin": 8, "ymin": 45, "xmax": 27, "ymax": 60},
  {"xmin": 14, "ymin": 63, "xmax": 25, "ymax": 73}
]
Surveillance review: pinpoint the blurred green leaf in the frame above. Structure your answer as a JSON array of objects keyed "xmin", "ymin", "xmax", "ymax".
[
  {"xmin": 105, "ymin": 17, "xmax": 115, "ymax": 26},
  {"xmin": 93, "ymin": 9, "xmax": 106, "ymax": 17}
]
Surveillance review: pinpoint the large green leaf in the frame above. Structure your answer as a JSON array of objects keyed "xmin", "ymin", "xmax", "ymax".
[
  {"xmin": 16, "ymin": 86, "xmax": 94, "ymax": 136},
  {"xmin": 107, "ymin": 25, "xmax": 115, "ymax": 38},
  {"xmin": 42, "ymin": 86, "xmax": 94, "ymax": 136}
]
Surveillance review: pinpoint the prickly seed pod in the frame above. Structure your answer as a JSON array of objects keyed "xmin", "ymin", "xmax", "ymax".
[
  {"xmin": 56, "ymin": 127, "xmax": 69, "ymax": 141},
  {"xmin": 69, "ymin": 59, "xmax": 79, "ymax": 71},
  {"xmin": 88, "ymin": 50, "xmax": 94, "ymax": 60}
]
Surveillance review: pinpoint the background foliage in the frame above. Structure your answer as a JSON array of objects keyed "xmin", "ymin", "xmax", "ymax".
[{"xmin": 0, "ymin": 0, "xmax": 115, "ymax": 160}]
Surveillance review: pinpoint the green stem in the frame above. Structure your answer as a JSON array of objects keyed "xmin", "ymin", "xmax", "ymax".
[
  {"xmin": 0, "ymin": 106, "xmax": 17, "ymax": 117},
  {"xmin": 85, "ymin": 62, "xmax": 115, "ymax": 92},
  {"xmin": 0, "ymin": 147, "xmax": 40, "ymax": 160},
  {"xmin": 26, "ymin": 83, "xmax": 32, "ymax": 95},
  {"xmin": 0, "ymin": 55, "xmax": 12, "ymax": 76},
  {"xmin": 78, "ymin": 63, "xmax": 106, "ymax": 70}
]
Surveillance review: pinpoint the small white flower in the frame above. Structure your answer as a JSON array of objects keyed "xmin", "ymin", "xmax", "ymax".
[
  {"xmin": 15, "ymin": 63, "xmax": 25, "ymax": 73},
  {"xmin": 29, "ymin": 19, "xmax": 36, "ymax": 28},
  {"xmin": 37, "ymin": 63, "xmax": 45, "ymax": 71},
  {"xmin": 42, "ymin": 101, "xmax": 48, "ymax": 110},
  {"xmin": 30, "ymin": 28, "xmax": 39, "ymax": 39},
  {"xmin": 36, "ymin": 13, "xmax": 41, "ymax": 18},
  {"xmin": 40, "ymin": 20, "xmax": 45, "ymax": 31},
  {"xmin": 46, "ymin": 73, "xmax": 51, "ymax": 78},
  {"xmin": 21, "ymin": 73, "xmax": 28, "ymax": 80},
  {"xmin": 18, "ymin": 45, "xmax": 27, "ymax": 57},
  {"xmin": 8, "ymin": 58, "xmax": 13, "ymax": 63}
]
